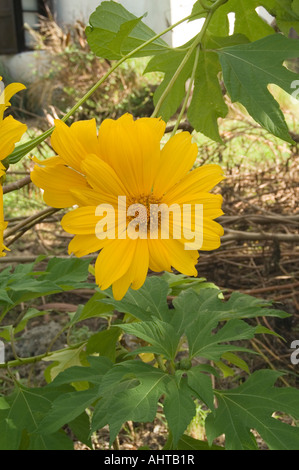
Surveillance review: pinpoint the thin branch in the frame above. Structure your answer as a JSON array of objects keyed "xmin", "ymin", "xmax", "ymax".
[
  {"xmin": 3, "ymin": 176, "xmax": 32, "ymax": 194},
  {"xmin": 4, "ymin": 208, "xmax": 60, "ymax": 239},
  {"xmin": 165, "ymin": 121, "xmax": 194, "ymax": 134},
  {"xmin": 223, "ymin": 228, "xmax": 299, "ymax": 242}
]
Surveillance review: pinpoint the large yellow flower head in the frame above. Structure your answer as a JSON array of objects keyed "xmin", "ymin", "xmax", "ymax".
[
  {"xmin": 31, "ymin": 114, "xmax": 224, "ymax": 299},
  {"xmin": 0, "ymin": 77, "xmax": 27, "ymax": 257}
]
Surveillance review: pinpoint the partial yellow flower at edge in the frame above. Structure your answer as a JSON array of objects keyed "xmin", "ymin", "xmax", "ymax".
[
  {"xmin": 0, "ymin": 186, "xmax": 9, "ymax": 257},
  {"xmin": 0, "ymin": 78, "xmax": 27, "ymax": 257},
  {"xmin": 31, "ymin": 113, "xmax": 225, "ymax": 301},
  {"xmin": 0, "ymin": 77, "xmax": 26, "ymax": 121},
  {"xmin": 0, "ymin": 77, "xmax": 27, "ymax": 161}
]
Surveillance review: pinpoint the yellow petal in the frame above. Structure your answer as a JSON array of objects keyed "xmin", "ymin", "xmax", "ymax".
[
  {"xmin": 70, "ymin": 187, "xmax": 120, "ymax": 207},
  {"xmin": 70, "ymin": 119, "xmax": 101, "ymax": 155},
  {"xmin": 0, "ymin": 116, "xmax": 27, "ymax": 160},
  {"xmin": 0, "ymin": 82, "xmax": 26, "ymax": 121},
  {"xmin": 201, "ymin": 219, "xmax": 224, "ymax": 250},
  {"xmin": 31, "ymin": 155, "xmax": 65, "ymax": 167},
  {"xmin": 0, "ymin": 162, "xmax": 5, "ymax": 178},
  {"xmin": 167, "ymin": 199, "xmax": 224, "ymax": 249},
  {"xmin": 138, "ymin": 116, "xmax": 166, "ymax": 140},
  {"xmin": 164, "ymin": 164, "xmax": 225, "ymax": 202},
  {"xmin": 158, "ymin": 239, "xmax": 198, "ymax": 276},
  {"xmin": 148, "ymin": 238, "xmax": 172, "ymax": 272},
  {"xmin": 153, "ymin": 132, "xmax": 198, "ymax": 198},
  {"xmin": 68, "ymin": 234, "xmax": 107, "ymax": 257},
  {"xmin": 61, "ymin": 206, "xmax": 104, "ymax": 235},
  {"xmin": 98, "ymin": 113, "xmax": 163, "ymax": 195},
  {"xmin": 51, "ymin": 119, "xmax": 100, "ymax": 171},
  {"xmin": 80, "ymin": 155, "xmax": 128, "ymax": 198},
  {"xmin": 31, "ymin": 163, "xmax": 89, "ymax": 208},
  {"xmin": 95, "ymin": 238, "xmax": 136, "ymax": 291},
  {"xmin": 112, "ymin": 239, "xmax": 149, "ymax": 299},
  {"xmin": 0, "ymin": 185, "xmax": 9, "ymax": 257}
]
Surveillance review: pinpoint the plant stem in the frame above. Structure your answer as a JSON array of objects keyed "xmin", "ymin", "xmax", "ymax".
[
  {"xmin": 170, "ymin": 45, "xmax": 200, "ymax": 137},
  {"xmin": 151, "ymin": 1, "xmax": 223, "ymax": 121},
  {"xmin": 0, "ymin": 341, "xmax": 86, "ymax": 369},
  {"xmin": 7, "ymin": 14, "xmax": 197, "ymax": 165},
  {"xmin": 210, "ymin": 0, "xmax": 229, "ymax": 12},
  {"xmin": 155, "ymin": 354, "xmax": 167, "ymax": 372}
]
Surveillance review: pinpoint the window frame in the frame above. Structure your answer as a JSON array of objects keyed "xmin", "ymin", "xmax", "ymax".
[{"xmin": 0, "ymin": 0, "xmax": 52, "ymax": 54}]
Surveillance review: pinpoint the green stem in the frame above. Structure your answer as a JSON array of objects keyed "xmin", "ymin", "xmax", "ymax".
[
  {"xmin": 6, "ymin": 14, "xmax": 197, "ymax": 165},
  {"xmin": 167, "ymin": 360, "xmax": 176, "ymax": 375},
  {"xmin": 9, "ymin": 326, "xmax": 20, "ymax": 361},
  {"xmin": 155, "ymin": 354, "xmax": 167, "ymax": 372},
  {"xmin": 170, "ymin": 45, "xmax": 200, "ymax": 137},
  {"xmin": 210, "ymin": 0, "xmax": 229, "ymax": 12},
  {"xmin": 151, "ymin": 1, "xmax": 224, "ymax": 121},
  {"xmin": 0, "ymin": 341, "xmax": 86, "ymax": 369}
]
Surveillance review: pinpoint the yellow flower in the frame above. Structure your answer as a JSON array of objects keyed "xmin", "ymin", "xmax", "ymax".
[
  {"xmin": 0, "ymin": 77, "xmax": 27, "ymax": 257},
  {"xmin": 31, "ymin": 114, "xmax": 224, "ymax": 299}
]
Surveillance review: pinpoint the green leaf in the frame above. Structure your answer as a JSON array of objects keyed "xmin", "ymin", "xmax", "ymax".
[
  {"xmin": 103, "ymin": 276, "xmax": 171, "ymax": 322},
  {"xmin": 28, "ymin": 430, "xmax": 74, "ymax": 450},
  {"xmin": 0, "ymin": 257, "xmax": 94, "ymax": 311},
  {"xmin": 221, "ymin": 351, "xmax": 250, "ymax": 374},
  {"xmin": 37, "ymin": 388, "xmax": 99, "ymax": 435},
  {"xmin": 186, "ymin": 365, "xmax": 215, "ymax": 410},
  {"xmin": 205, "ymin": 369, "xmax": 299, "ymax": 450},
  {"xmin": 86, "ymin": 327, "xmax": 121, "ymax": 362},
  {"xmin": 48, "ymin": 356, "xmax": 113, "ymax": 388},
  {"xmin": 164, "ymin": 433, "xmax": 224, "ymax": 450},
  {"xmin": 37, "ymin": 357, "xmax": 113, "ymax": 434},
  {"xmin": 0, "ymin": 382, "xmax": 73, "ymax": 449},
  {"xmin": 218, "ymin": 34, "xmax": 299, "ymax": 142},
  {"xmin": 261, "ymin": 0, "xmax": 299, "ymax": 35},
  {"xmin": 174, "ymin": 288, "xmax": 289, "ymax": 324},
  {"xmin": 187, "ymin": 317, "xmax": 256, "ymax": 360},
  {"xmin": 0, "ymin": 290, "xmax": 13, "ymax": 304},
  {"xmin": 172, "ymin": 288, "xmax": 288, "ymax": 361},
  {"xmin": 145, "ymin": 44, "xmax": 196, "ymax": 122},
  {"xmin": 187, "ymin": 49, "xmax": 228, "ymax": 142},
  {"xmin": 85, "ymin": 0, "xmax": 169, "ymax": 60},
  {"xmin": 68, "ymin": 412, "xmax": 92, "ymax": 449},
  {"xmin": 42, "ymin": 344, "xmax": 88, "ymax": 381},
  {"xmin": 0, "ymin": 416, "xmax": 20, "ymax": 450},
  {"xmin": 0, "ymin": 308, "xmax": 48, "ymax": 341},
  {"xmin": 221, "ymin": 0, "xmax": 275, "ymax": 41},
  {"xmin": 44, "ymin": 257, "xmax": 92, "ymax": 285},
  {"xmin": 162, "ymin": 272, "xmax": 219, "ymax": 295},
  {"xmin": 190, "ymin": 1, "xmax": 207, "ymax": 20},
  {"xmin": 91, "ymin": 360, "xmax": 169, "ymax": 444},
  {"xmin": 71, "ymin": 291, "xmax": 114, "ymax": 324},
  {"xmin": 118, "ymin": 319, "xmax": 181, "ymax": 361},
  {"xmin": 163, "ymin": 375, "xmax": 196, "ymax": 446}
]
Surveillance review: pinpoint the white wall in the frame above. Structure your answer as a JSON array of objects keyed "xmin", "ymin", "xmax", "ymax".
[
  {"xmin": 52, "ymin": 0, "xmax": 101, "ymax": 25},
  {"xmin": 170, "ymin": 0, "xmax": 203, "ymax": 47},
  {"xmin": 120, "ymin": 0, "xmax": 172, "ymax": 44},
  {"xmin": 53, "ymin": 0, "xmax": 198, "ymax": 47}
]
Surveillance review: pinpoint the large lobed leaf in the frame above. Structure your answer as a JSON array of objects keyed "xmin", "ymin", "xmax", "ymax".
[
  {"xmin": 206, "ymin": 369, "xmax": 299, "ymax": 450},
  {"xmin": 218, "ymin": 34, "xmax": 299, "ymax": 143}
]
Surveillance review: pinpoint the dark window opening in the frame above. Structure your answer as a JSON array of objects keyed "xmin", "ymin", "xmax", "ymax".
[{"xmin": 0, "ymin": 0, "xmax": 52, "ymax": 54}]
